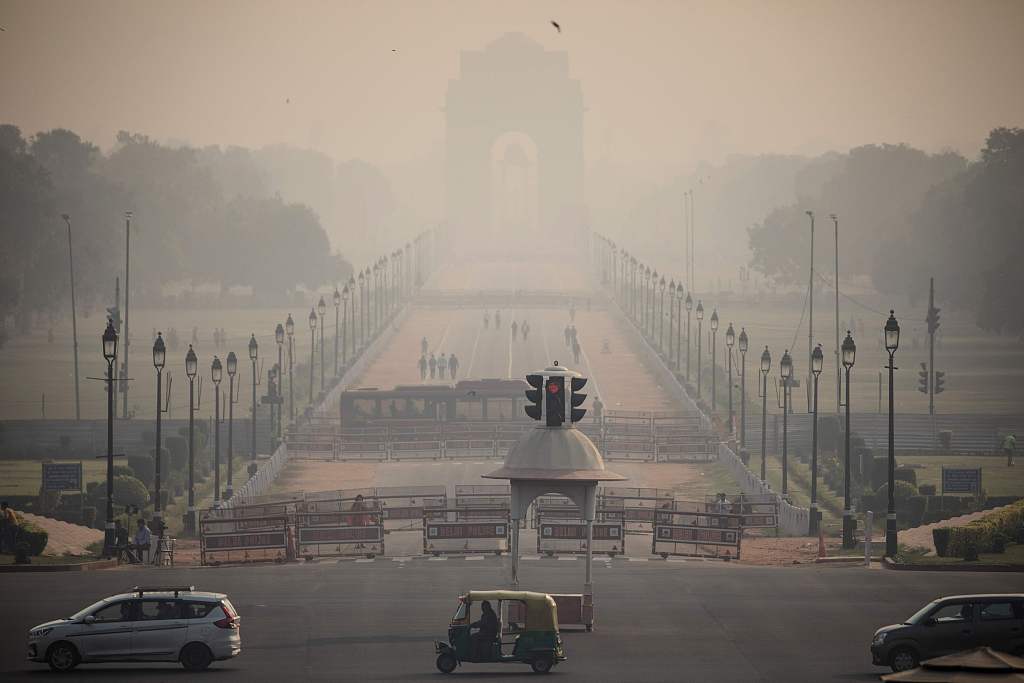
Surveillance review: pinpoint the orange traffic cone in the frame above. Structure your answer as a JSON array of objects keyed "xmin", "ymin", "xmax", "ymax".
[{"xmin": 818, "ymin": 527, "xmax": 826, "ymax": 558}]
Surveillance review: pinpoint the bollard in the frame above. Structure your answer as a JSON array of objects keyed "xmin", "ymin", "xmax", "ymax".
[{"xmin": 864, "ymin": 510, "xmax": 873, "ymax": 566}]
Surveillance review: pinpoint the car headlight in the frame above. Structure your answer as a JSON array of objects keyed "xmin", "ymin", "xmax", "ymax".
[
  {"xmin": 872, "ymin": 632, "xmax": 887, "ymax": 645},
  {"xmin": 29, "ymin": 628, "xmax": 53, "ymax": 638}
]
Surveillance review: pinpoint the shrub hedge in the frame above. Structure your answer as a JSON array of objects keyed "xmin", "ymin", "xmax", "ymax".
[
  {"xmin": 16, "ymin": 520, "xmax": 49, "ymax": 556},
  {"xmin": 942, "ymin": 499, "xmax": 1024, "ymax": 559}
]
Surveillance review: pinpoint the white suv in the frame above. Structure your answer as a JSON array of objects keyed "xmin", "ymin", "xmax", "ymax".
[{"xmin": 27, "ymin": 586, "xmax": 241, "ymax": 672}]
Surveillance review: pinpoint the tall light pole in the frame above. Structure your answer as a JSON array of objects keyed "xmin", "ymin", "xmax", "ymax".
[
  {"xmin": 674, "ymin": 283, "xmax": 683, "ymax": 371},
  {"xmin": 806, "ymin": 209, "xmax": 815, "ymax": 413},
  {"xmin": 685, "ymin": 294, "xmax": 693, "ymax": 382},
  {"xmin": 831, "ymin": 213, "xmax": 841, "ymax": 413},
  {"xmin": 358, "ymin": 271, "xmax": 366, "ymax": 348},
  {"xmin": 696, "ymin": 301, "xmax": 704, "ymax": 398},
  {"xmin": 185, "ymin": 344, "xmax": 198, "ymax": 532},
  {"xmin": 101, "ymin": 319, "xmax": 118, "ymax": 557},
  {"xmin": 122, "ymin": 210, "xmax": 132, "ymax": 419},
  {"xmin": 211, "ymin": 356, "xmax": 222, "ymax": 508},
  {"xmin": 318, "ymin": 296, "xmax": 326, "ymax": 394},
  {"xmin": 810, "ymin": 344, "xmax": 823, "ymax": 535},
  {"xmin": 308, "ymin": 309, "xmax": 317, "ymax": 403},
  {"xmin": 726, "ymin": 323, "xmax": 735, "ymax": 434},
  {"xmin": 738, "ymin": 328, "xmax": 748, "ymax": 447},
  {"xmin": 668, "ymin": 281, "xmax": 676, "ymax": 366},
  {"xmin": 658, "ymin": 277, "xmax": 667, "ymax": 352},
  {"xmin": 285, "ymin": 315, "xmax": 294, "ymax": 424},
  {"xmin": 248, "ymin": 334, "xmax": 258, "ymax": 476},
  {"xmin": 780, "ymin": 349, "xmax": 793, "ymax": 495},
  {"xmin": 333, "ymin": 287, "xmax": 341, "ymax": 377},
  {"xmin": 275, "ymin": 323, "xmax": 284, "ymax": 439},
  {"xmin": 841, "ymin": 331, "xmax": 857, "ymax": 549},
  {"xmin": 341, "ymin": 285, "xmax": 350, "ymax": 367},
  {"xmin": 884, "ymin": 311, "xmax": 901, "ymax": 558},
  {"xmin": 152, "ymin": 333, "xmax": 165, "ymax": 543},
  {"xmin": 226, "ymin": 351, "xmax": 237, "ymax": 500},
  {"xmin": 62, "ymin": 214, "xmax": 81, "ymax": 421},
  {"xmin": 760, "ymin": 346, "xmax": 771, "ymax": 482},
  {"xmin": 710, "ymin": 309, "xmax": 719, "ymax": 409}
]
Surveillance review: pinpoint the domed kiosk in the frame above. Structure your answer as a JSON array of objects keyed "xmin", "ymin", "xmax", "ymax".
[{"xmin": 484, "ymin": 364, "xmax": 624, "ymax": 629}]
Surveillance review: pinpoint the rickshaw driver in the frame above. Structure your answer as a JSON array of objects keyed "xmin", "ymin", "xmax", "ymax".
[{"xmin": 470, "ymin": 600, "xmax": 499, "ymax": 659}]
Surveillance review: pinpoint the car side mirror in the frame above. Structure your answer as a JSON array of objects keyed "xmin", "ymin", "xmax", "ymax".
[{"xmin": 83, "ymin": 616, "xmax": 96, "ymax": 625}]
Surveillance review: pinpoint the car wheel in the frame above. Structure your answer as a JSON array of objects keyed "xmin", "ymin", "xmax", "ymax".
[
  {"xmin": 180, "ymin": 642, "xmax": 214, "ymax": 671},
  {"xmin": 47, "ymin": 642, "xmax": 79, "ymax": 672},
  {"xmin": 889, "ymin": 647, "xmax": 919, "ymax": 672},
  {"xmin": 530, "ymin": 656, "xmax": 553, "ymax": 674},
  {"xmin": 436, "ymin": 652, "xmax": 457, "ymax": 674}
]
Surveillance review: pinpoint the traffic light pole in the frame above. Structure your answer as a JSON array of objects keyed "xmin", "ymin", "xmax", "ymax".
[{"xmin": 928, "ymin": 277, "xmax": 936, "ymax": 415}]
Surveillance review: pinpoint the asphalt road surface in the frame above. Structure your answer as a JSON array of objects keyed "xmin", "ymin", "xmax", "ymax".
[{"xmin": 2, "ymin": 560, "xmax": 1017, "ymax": 681}]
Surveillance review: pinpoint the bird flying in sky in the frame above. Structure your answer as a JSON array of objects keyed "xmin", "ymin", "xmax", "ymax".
[{"xmin": 550, "ymin": 20, "xmax": 561, "ymax": 33}]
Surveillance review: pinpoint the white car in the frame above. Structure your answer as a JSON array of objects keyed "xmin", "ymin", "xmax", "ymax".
[{"xmin": 27, "ymin": 585, "xmax": 241, "ymax": 672}]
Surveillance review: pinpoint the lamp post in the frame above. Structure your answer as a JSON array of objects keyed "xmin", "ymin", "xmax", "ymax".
[
  {"xmin": 102, "ymin": 319, "xmax": 118, "ymax": 557},
  {"xmin": 122, "ymin": 210, "xmax": 132, "ymax": 419},
  {"xmin": 658, "ymin": 276, "xmax": 667, "ymax": 352},
  {"xmin": 884, "ymin": 310, "xmax": 901, "ymax": 558},
  {"xmin": 710, "ymin": 309, "xmax": 719, "ymax": 409},
  {"xmin": 285, "ymin": 315, "xmax": 294, "ymax": 424},
  {"xmin": 347, "ymin": 275, "xmax": 356, "ymax": 356},
  {"xmin": 685, "ymin": 293, "xmax": 693, "ymax": 381},
  {"xmin": 810, "ymin": 344, "xmax": 823, "ymax": 535},
  {"xmin": 308, "ymin": 309, "xmax": 317, "ymax": 403},
  {"xmin": 341, "ymin": 285, "xmax": 350, "ymax": 367},
  {"xmin": 318, "ymin": 296, "xmax": 326, "ymax": 394},
  {"xmin": 211, "ymin": 356, "xmax": 222, "ymax": 508},
  {"xmin": 248, "ymin": 334, "xmax": 258, "ymax": 474},
  {"xmin": 675, "ymin": 283, "xmax": 683, "ymax": 372},
  {"xmin": 780, "ymin": 349, "xmax": 793, "ymax": 495},
  {"xmin": 358, "ymin": 271, "xmax": 366, "ymax": 348},
  {"xmin": 726, "ymin": 323, "xmax": 735, "ymax": 434},
  {"xmin": 333, "ymin": 287, "xmax": 341, "ymax": 377},
  {"xmin": 275, "ymin": 323, "xmax": 284, "ymax": 440},
  {"xmin": 668, "ymin": 281, "xmax": 676, "ymax": 366},
  {"xmin": 831, "ymin": 213, "xmax": 841, "ymax": 413},
  {"xmin": 185, "ymin": 344, "xmax": 198, "ymax": 532},
  {"xmin": 152, "ymin": 333, "xmax": 165, "ymax": 543},
  {"xmin": 738, "ymin": 328, "xmax": 748, "ymax": 447},
  {"xmin": 760, "ymin": 346, "xmax": 771, "ymax": 482},
  {"xmin": 226, "ymin": 351, "xmax": 237, "ymax": 499},
  {"xmin": 806, "ymin": 209, "xmax": 815, "ymax": 414},
  {"xmin": 62, "ymin": 214, "xmax": 81, "ymax": 421},
  {"xmin": 696, "ymin": 301, "xmax": 704, "ymax": 398},
  {"xmin": 372, "ymin": 263, "xmax": 379, "ymax": 333},
  {"xmin": 841, "ymin": 331, "xmax": 857, "ymax": 549}
]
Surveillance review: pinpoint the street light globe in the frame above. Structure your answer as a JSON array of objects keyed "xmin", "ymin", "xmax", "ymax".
[
  {"xmin": 286, "ymin": 313, "xmax": 294, "ymax": 337},
  {"xmin": 358, "ymin": 271, "xmax": 365, "ymax": 285},
  {"xmin": 812, "ymin": 344, "xmax": 824, "ymax": 376},
  {"xmin": 308, "ymin": 308, "xmax": 317, "ymax": 330},
  {"xmin": 342, "ymin": 284, "xmax": 349, "ymax": 300},
  {"xmin": 211, "ymin": 356, "xmax": 223, "ymax": 384},
  {"xmin": 760, "ymin": 346, "xmax": 771, "ymax": 374},
  {"xmin": 669, "ymin": 280, "xmax": 675, "ymax": 296},
  {"xmin": 884, "ymin": 310, "xmax": 900, "ymax": 353},
  {"xmin": 275, "ymin": 323, "xmax": 285, "ymax": 345},
  {"xmin": 333, "ymin": 288, "xmax": 341, "ymax": 307},
  {"xmin": 226, "ymin": 351, "xmax": 238, "ymax": 377},
  {"xmin": 659, "ymin": 276, "xmax": 666, "ymax": 291},
  {"xmin": 248, "ymin": 333, "xmax": 258, "ymax": 361},
  {"xmin": 318, "ymin": 296, "xmax": 327, "ymax": 317},
  {"xmin": 152, "ymin": 332, "xmax": 166, "ymax": 370},
  {"xmin": 725, "ymin": 323, "xmax": 735, "ymax": 348},
  {"xmin": 696, "ymin": 301, "xmax": 704, "ymax": 321},
  {"xmin": 185, "ymin": 345, "xmax": 198, "ymax": 379},
  {"xmin": 842, "ymin": 331, "xmax": 856, "ymax": 368},
  {"xmin": 102, "ymin": 318, "xmax": 118, "ymax": 362},
  {"xmin": 780, "ymin": 349, "xmax": 793, "ymax": 379},
  {"xmin": 710, "ymin": 309, "xmax": 719, "ymax": 332},
  {"xmin": 738, "ymin": 328, "xmax": 749, "ymax": 354},
  {"xmin": 685, "ymin": 293, "xmax": 693, "ymax": 312}
]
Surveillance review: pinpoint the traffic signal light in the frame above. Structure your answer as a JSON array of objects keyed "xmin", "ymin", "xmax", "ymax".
[
  {"xmin": 570, "ymin": 377, "xmax": 587, "ymax": 423},
  {"xmin": 545, "ymin": 376, "xmax": 565, "ymax": 427},
  {"xmin": 524, "ymin": 374, "xmax": 543, "ymax": 421},
  {"xmin": 917, "ymin": 362, "xmax": 928, "ymax": 394},
  {"xmin": 934, "ymin": 370, "xmax": 946, "ymax": 394},
  {"xmin": 926, "ymin": 306, "xmax": 941, "ymax": 334}
]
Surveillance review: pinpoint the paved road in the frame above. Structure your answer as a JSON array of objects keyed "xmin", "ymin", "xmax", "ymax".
[{"xmin": 2, "ymin": 561, "xmax": 1015, "ymax": 681}]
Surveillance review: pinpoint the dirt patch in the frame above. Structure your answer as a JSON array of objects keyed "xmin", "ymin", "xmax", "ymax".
[
  {"xmin": 19, "ymin": 511, "xmax": 103, "ymax": 557},
  {"xmin": 274, "ymin": 461, "xmax": 379, "ymax": 493}
]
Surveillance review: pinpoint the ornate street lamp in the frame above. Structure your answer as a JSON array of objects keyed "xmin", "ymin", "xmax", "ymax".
[
  {"xmin": 780, "ymin": 349, "xmax": 793, "ymax": 494},
  {"xmin": 211, "ymin": 356, "xmax": 223, "ymax": 508},
  {"xmin": 151, "ymin": 333, "xmax": 166, "ymax": 544},
  {"xmin": 285, "ymin": 315, "xmax": 294, "ymax": 424},
  {"xmin": 668, "ymin": 281, "xmax": 676, "ymax": 366},
  {"xmin": 738, "ymin": 328, "xmax": 748, "ymax": 448},
  {"xmin": 759, "ymin": 346, "xmax": 771, "ymax": 482},
  {"xmin": 710, "ymin": 309, "xmax": 719, "ymax": 409},
  {"xmin": 248, "ymin": 333, "xmax": 258, "ymax": 476},
  {"xmin": 333, "ymin": 287, "xmax": 341, "ymax": 377},
  {"xmin": 308, "ymin": 308, "xmax": 317, "ymax": 403},
  {"xmin": 101, "ymin": 320, "xmax": 118, "ymax": 556},
  {"xmin": 341, "ymin": 285, "xmax": 350, "ymax": 367},
  {"xmin": 658, "ymin": 276, "xmax": 667, "ymax": 353},
  {"xmin": 317, "ymin": 296, "xmax": 327, "ymax": 394},
  {"xmin": 725, "ymin": 323, "xmax": 735, "ymax": 434},
  {"xmin": 841, "ymin": 330, "xmax": 857, "ymax": 548},
  {"xmin": 810, "ymin": 343, "xmax": 824, "ymax": 534},
  {"xmin": 226, "ymin": 351, "xmax": 238, "ymax": 499},
  {"xmin": 275, "ymin": 323, "xmax": 284, "ymax": 441},
  {"xmin": 685, "ymin": 293, "xmax": 693, "ymax": 381},
  {"xmin": 696, "ymin": 301, "xmax": 704, "ymax": 398},
  {"xmin": 185, "ymin": 344, "xmax": 198, "ymax": 532},
  {"xmin": 358, "ymin": 271, "xmax": 366, "ymax": 348},
  {"xmin": 884, "ymin": 310, "xmax": 901, "ymax": 557}
]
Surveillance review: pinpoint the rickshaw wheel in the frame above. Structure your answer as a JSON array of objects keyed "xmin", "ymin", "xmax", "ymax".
[
  {"xmin": 530, "ymin": 656, "xmax": 554, "ymax": 674},
  {"xmin": 436, "ymin": 652, "xmax": 457, "ymax": 674}
]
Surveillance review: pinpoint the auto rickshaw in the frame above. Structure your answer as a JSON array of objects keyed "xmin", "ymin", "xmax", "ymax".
[{"xmin": 434, "ymin": 590, "xmax": 566, "ymax": 674}]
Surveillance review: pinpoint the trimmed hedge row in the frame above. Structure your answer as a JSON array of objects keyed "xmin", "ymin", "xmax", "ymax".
[
  {"xmin": 934, "ymin": 499, "xmax": 1024, "ymax": 558},
  {"xmin": 15, "ymin": 521, "xmax": 49, "ymax": 556}
]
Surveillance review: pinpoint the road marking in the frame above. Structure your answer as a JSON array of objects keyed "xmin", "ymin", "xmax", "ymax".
[
  {"xmin": 355, "ymin": 558, "xmax": 375, "ymax": 563},
  {"xmin": 465, "ymin": 555, "xmax": 485, "ymax": 561},
  {"xmin": 520, "ymin": 555, "xmax": 541, "ymax": 561},
  {"xmin": 557, "ymin": 555, "xmax": 578, "ymax": 561},
  {"xmin": 668, "ymin": 558, "xmax": 688, "ymax": 563},
  {"xmin": 428, "ymin": 556, "xmax": 448, "ymax": 561},
  {"xmin": 465, "ymin": 325, "xmax": 483, "ymax": 377},
  {"xmin": 391, "ymin": 557, "xmax": 411, "ymax": 562},
  {"xmin": 627, "ymin": 557, "xmax": 649, "ymax": 562}
]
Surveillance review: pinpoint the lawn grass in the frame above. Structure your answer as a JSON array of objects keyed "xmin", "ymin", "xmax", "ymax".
[
  {"xmin": 0, "ymin": 459, "xmax": 108, "ymax": 497},
  {"xmin": 897, "ymin": 454, "xmax": 1024, "ymax": 498}
]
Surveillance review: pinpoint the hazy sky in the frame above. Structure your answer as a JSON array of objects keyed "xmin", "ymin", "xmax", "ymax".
[{"xmin": 2, "ymin": 0, "xmax": 1022, "ymax": 176}]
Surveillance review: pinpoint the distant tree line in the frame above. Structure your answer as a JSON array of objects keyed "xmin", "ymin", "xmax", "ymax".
[{"xmin": 0, "ymin": 125, "xmax": 353, "ymax": 332}]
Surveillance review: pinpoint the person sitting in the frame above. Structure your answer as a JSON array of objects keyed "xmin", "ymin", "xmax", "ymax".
[
  {"xmin": 133, "ymin": 519, "xmax": 152, "ymax": 563},
  {"xmin": 114, "ymin": 520, "xmax": 138, "ymax": 563},
  {"xmin": 470, "ymin": 600, "xmax": 499, "ymax": 660}
]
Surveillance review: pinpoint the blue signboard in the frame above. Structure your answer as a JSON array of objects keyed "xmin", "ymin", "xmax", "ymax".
[
  {"xmin": 42, "ymin": 462, "xmax": 83, "ymax": 492},
  {"xmin": 942, "ymin": 467, "xmax": 982, "ymax": 494}
]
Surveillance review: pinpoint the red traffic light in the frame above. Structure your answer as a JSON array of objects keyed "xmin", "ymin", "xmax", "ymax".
[{"xmin": 547, "ymin": 382, "xmax": 561, "ymax": 394}]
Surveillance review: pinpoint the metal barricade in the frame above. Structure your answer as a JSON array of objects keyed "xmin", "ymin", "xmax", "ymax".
[
  {"xmin": 536, "ymin": 514, "xmax": 625, "ymax": 557},
  {"xmin": 704, "ymin": 493, "xmax": 779, "ymax": 531},
  {"xmin": 297, "ymin": 498, "xmax": 384, "ymax": 558},
  {"xmin": 652, "ymin": 509, "xmax": 743, "ymax": 560},
  {"xmin": 423, "ymin": 508, "xmax": 511, "ymax": 555},
  {"xmin": 199, "ymin": 513, "xmax": 290, "ymax": 566}
]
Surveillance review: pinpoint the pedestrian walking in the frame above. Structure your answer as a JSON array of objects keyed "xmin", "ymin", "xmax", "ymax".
[
  {"xmin": 429, "ymin": 353, "xmax": 437, "ymax": 379},
  {"xmin": 511, "ymin": 321, "xmax": 518, "ymax": 341},
  {"xmin": 421, "ymin": 336, "xmax": 429, "ymax": 355},
  {"xmin": 522, "ymin": 321, "xmax": 530, "ymax": 341},
  {"xmin": 564, "ymin": 325, "xmax": 571, "ymax": 347},
  {"xmin": 572, "ymin": 340, "xmax": 581, "ymax": 364},
  {"xmin": 1004, "ymin": 433, "xmax": 1017, "ymax": 466},
  {"xmin": 570, "ymin": 325, "xmax": 578, "ymax": 345},
  {"xmin": 438, "ymin": 353, "xmax": 447, "ymax": 379},
  {"xmin": 448, "ymin": 353, "xmax": 459, "ymax": 380},
  {"xmin": 592, "ymin": 396, "xmax": 604, "ymax": 423},
  {"xmin": 418, "ymin": 354, "xmax": 428, "ymax": 381}
]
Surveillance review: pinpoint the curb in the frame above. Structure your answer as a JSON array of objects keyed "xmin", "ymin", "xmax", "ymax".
[
  {"xmin": 883, "ymin": 557, "xmax": 1024, "ymax": 573},
  {"xmin": 815, "ymin": 556, "xmax": 882, "ymax": 564},
  {"xmin": 0, "ymin": 558, "xmax": 118, "ymax": 573}
]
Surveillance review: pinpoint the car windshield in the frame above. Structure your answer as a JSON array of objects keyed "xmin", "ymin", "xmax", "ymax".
[
  {"xmin": 906, "ymin": 601, "xmax": 939, "ymax": 625},
  {"xmin": 453, "ymin": 600, "xmax": 467, "ymax": 621},
  {"xmin": 69, "ymin": 598, "xmax": 110, "ymax": 621}
]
